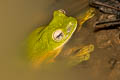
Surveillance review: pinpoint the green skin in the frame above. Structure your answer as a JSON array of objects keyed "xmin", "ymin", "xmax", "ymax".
[
  {"xmin": 27, "ymin": 9, "xmax": 95, "ymax": 67},
  {"xmin": 28, "ymin": 10, "xmax": 77, "ymax": 66}
]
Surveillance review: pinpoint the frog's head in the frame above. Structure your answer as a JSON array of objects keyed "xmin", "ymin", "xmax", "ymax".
[{"xmin": 46, "ymin": 9, "xmax": 77, "ymax": 49}]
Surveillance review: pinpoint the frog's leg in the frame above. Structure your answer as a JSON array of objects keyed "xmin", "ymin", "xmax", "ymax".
[
  {"xmin": 68, "ymin": 44, "xmax": 94, "ymax": 66},
  {"xmin": 47, "ymin": 47, "xmax": 63, "ymax": 63},
  {"xmin": 77, "ymin": 8, "xmax": 95, "ymax": 32},
  {"xmin": 32, "ymin": 47, "xmax": 63, "ymax": 68}
]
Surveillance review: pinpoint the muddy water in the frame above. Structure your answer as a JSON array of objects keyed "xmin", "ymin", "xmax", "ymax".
[{"xmin": 0, "ymin": 0, "xmax": 114, "ymax": 80}]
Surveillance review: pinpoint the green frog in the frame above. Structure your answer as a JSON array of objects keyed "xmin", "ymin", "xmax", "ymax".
[{"xmin": 27, "ymin": 8, "xmax": 95, "ymax": 68}]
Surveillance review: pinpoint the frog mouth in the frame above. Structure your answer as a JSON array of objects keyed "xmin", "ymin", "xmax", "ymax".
[{"xmin": 58, "ymin": 9, "xmax": 66, "ymax": 14}]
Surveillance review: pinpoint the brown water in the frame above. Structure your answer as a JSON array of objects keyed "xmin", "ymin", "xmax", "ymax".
[
  {"xmin": 0, "ymin": 0, "xmax": 91, "ymax": 80},
  {"xmin": 1, "ymin": 0, "xmax": 118, "ymax": 80}
]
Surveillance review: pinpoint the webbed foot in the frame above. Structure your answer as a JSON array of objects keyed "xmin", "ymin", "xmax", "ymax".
[
  {"xmin": 77, "ymin": 8, "xmax": 95, "ymax": 32},
  {"xmin": 68, "ymin": 44, "xmax": 94, "ymax": 66}
]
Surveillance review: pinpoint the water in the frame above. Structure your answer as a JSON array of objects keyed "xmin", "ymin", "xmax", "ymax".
[{"xmin": 0, "ymin": 0, "xmax": 108, "ymax": 80}]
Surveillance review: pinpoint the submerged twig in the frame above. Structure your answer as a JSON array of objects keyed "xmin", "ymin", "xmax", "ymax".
[{"xmin": 90, "ymin": 0, "xmax": 120, "ymax": 11}]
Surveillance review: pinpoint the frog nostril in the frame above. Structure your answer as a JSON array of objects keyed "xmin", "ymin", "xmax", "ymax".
[
  {"xmin": 52, "ymin": 30, "xmax": 64, "ymax": 42},
  {"xmin": 58, "ymin": 9, "xmax": 66, "ymax": 14}
]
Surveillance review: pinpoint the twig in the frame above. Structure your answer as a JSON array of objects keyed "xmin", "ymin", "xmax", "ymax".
[{"xmin": 91, "ymin": 1, "xmax": 120, "ymax": 11}]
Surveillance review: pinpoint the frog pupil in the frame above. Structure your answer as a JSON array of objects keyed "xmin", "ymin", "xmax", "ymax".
[{"xmin": 56, "ymin": 32, "xmax": 63, "ymax": 39}]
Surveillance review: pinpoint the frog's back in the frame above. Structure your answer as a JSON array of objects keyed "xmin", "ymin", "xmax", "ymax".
[{"xmin": 28, "ymin": 26, "xmax": 44, "ymax": 50}]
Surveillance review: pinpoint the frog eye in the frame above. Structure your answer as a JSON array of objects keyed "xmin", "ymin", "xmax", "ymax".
[{"xmin": 52, "ymin": 30, "xmax": 64, "ymax": 42}]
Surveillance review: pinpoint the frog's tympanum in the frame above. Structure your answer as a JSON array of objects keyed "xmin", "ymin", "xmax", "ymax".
[{"xmin": 27, "ymin": 8, "xmax": 95, "ymax": 68}]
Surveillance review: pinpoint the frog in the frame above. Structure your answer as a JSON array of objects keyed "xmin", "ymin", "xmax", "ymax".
[{"xmin": 27, "ymin": 8, "xmax": 95, "ymax": 68}]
